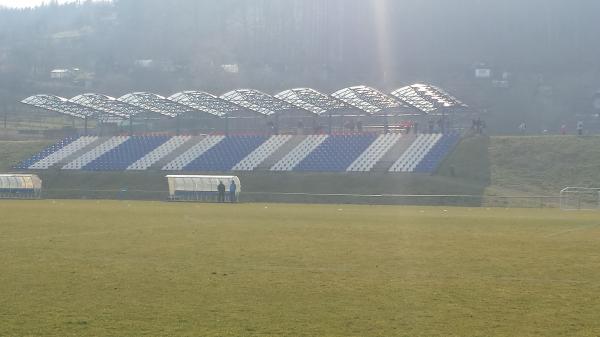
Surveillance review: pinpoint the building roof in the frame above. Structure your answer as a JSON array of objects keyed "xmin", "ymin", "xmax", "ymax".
[
  {"xmin": 118, "ymin": 92, "xmax": 197, "ymax": 117},
  {"xmin": 21, "ymin": 94, "xmax": 119, "ymax": 121},
  {"xmin": 331, "ymin": 85, "xmax": 405, "ymax": 114},
  {"xmin": 168, "ymin": 91, "xmax": 242, "ymax": 117},
  {"xmin": 275, "ymin": 88, "xmax": 348, "ymax": 115},
  {"xmin": 220, "ymin": 89, "xmax": 295, "ymax": 116},
  {"xmin": 69, "ymin": 93, "xmax": 147, "ymax": 119}
]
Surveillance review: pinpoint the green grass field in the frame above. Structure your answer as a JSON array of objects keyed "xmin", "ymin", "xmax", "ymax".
[{"xmin": 1, "ymin": 200, "xmax": 599, "ymax": 336}]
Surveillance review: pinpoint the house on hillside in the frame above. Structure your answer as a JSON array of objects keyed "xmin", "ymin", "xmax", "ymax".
[{"xmin": 50, "ymin": 69, "xmax": 71, "ymax": 80}]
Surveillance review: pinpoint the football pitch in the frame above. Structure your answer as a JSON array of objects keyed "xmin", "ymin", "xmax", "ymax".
[{"xmin": 1, "ymin": 200, "xmax": 599, "ymax": 336}]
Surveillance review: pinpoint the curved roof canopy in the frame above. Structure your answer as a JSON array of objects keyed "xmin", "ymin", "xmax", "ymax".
[
  {"xmin": 69, "ymin": 93, "xmax": 145, "ymax": 119},
  {"xmin": 118, "ymin": 92, "xmax": 195, "ymax": 117},
  {"xmin": 168, "ymin": 91, "xmax": 242, "ymax": 117},
  {"xmin": 220, "ymin": 89, "xmax": 294, "ymax": 116},
  {"xmin": 390, "ymin": 86, "xmax": 438, "ymax": 113},
  {"xmin": 331, "ymin": 85, "xmax": 404, "ymax": 114},
  {"xmin": 21, "ymin": 94, "xmax": 114, "ymax": 120},
  {"xmin": 275, "ymin": 88, "xmax": 347, "ymax": 115},
  {"xmin": 409, "ymin": 84, "xmax": 466, "ymax": 110}
]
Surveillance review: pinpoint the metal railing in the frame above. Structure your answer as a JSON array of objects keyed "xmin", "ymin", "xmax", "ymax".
[{"xmin": 26, "ymin": 188, "xmax": 567, "ymax": 208}]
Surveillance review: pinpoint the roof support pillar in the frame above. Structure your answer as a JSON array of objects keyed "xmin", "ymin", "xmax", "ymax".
[{"xmin": 384, "ymin": 116, "xmax": 389, "ymax": 134}]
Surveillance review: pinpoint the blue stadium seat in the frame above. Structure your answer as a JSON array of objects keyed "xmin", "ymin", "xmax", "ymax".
[
  {"xmin": 294, "ymin": 134, "xmax": 377, "ymax": 172},
  {"xmin": 82, "ymin": 136, "xmax": 170, "ymax": 171},
  {"xmin": 414, "ymin": 133, "xmax": 460, "ymax": 173},
  {"xmin": 183, "ymin": 135, "xmax": 267, "ymax": 171},
  {"xmin": 14, "ymin": 136, "xmax": 79, "ymax": 169}
]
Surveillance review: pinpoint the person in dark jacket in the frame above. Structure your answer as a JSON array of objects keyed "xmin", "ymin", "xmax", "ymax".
[{"xmin": 217, "ymin": 181, "xmax": 225, "ymax": 203}]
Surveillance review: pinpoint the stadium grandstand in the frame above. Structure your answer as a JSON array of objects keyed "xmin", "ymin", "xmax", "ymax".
[{"xmin": 16, "ymin": 84, "xmax": 468, "ymax": 173}]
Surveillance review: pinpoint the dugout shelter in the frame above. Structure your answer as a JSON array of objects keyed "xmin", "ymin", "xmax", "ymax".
[
  {"xmin": 166, "ymin": 175, "xmax": 240, "ymax": 202},
  {"xmin": 0, "ymin": 174, "xmax": 42, "ymax": 199}
]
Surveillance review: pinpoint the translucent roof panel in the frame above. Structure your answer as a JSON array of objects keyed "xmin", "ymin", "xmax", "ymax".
[
  {"xmin": 390, "ymin": 86, "xmax": 438, "ymax": 113},
  {"xmin": 220, "ymin": 89, "xmax": 294, "ymax": 116},
  {"xmin": 275, "ymin": 88, "xmax": 348, "ymax": 115},
  {"xmin": 118, "ymin": 92, "xmax": 196, "ymax": 117},
  {"xmin": 69, "ymin": 93, "xmax": 146, "ymax": 119},
  {"xmin": 410, "ymin": 84, "xmax": 466, "ymax": 109},
  {"xmin": 21, "ymin": 94, "xmax": 109, "ymax": 120},
  {"xmin": 168, "ymin": 91, "xmax": 242, "ymax": 117},
  {"xmin": 331, "ymin": 86, "xmax": 405, "ymax": 114}
]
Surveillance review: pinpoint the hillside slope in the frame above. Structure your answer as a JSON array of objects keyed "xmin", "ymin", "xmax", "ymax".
[
  {"xmin": 0, "ymin": 140, "xmax": 54, "ymax": 171},
  {"xmin": 488, "ymin": 136, "xmax": 600, "ymax": 195}
]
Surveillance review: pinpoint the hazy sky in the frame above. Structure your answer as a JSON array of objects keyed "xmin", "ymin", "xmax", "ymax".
[{"xmin": 0, "ymin": 0, "xmax": 104, "ymax": 8}]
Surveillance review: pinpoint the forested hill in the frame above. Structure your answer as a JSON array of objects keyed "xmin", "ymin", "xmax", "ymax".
[{"xmin": 2, "ymin": 0, "xmax": 600, "ymax": 133}]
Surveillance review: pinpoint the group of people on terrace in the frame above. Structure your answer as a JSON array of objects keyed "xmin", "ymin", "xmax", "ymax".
[{"xmin": 519, "ymin": 121, "xmax": 586, "ymax": 135}]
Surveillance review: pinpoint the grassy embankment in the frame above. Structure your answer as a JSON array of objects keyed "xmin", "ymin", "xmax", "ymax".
[
  {"xmin": 487, "ymin": 135, "xmax": 600, "ymax": 196},
  {"xmin": 0, "ymin": 140, "xmax": 54, "ymax": 171}
]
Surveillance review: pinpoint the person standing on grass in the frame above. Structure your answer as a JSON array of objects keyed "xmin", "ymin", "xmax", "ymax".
[
  {"xmin": 229, "ymin": 180, "xmax": 237, "ymax": 203},
  {"xmin": 217, "ymin": 180, "xmax": 226, "ymax": 203},
  {"xmin": 577, "ymin": 121, "xmax": 583, "ymax": 136}
]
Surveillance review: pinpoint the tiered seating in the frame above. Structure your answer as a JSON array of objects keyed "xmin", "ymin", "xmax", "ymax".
[
  {"xmin": 63, "ymin": 136, "xmax": 130, "ymax": 170},
  {"xmin": 271, "ymin": 135, "xmax": 328, "ymax": 171},
  {"xmin": 183, "ymin": 135, "xmax": 268, "ymax": 171},
  {"xmin": 81, "ymin": 136, "xmax": 170, "ymax": 171},
  {"xmin": 28, "ymin": 136, "xmax": 100, "ymax": 169},
  {"xmin": 16, "ymin": 132, "xmax": 462, "ymax": 173},
  {"xmin": 162, "ymin": 135, "xmax": 224, "ymax": 170},
  {"xmin": 388, "ymin": 133, "xmax": 442, "ymax": 172},
  {"xmin": 294, "ymin": 134, "xmax": 377, "ymax": 172},
  {"xmin": 14, "ymin": 136, "xmax": 79, "ymax": 169},
  {"xmin": 346, "ymin": 133, "xmax": 402, "ymax": 172},
  {"xmin": 414, "ymin": 133, "xmax": 461, "ymax": 173},
  {"xmin": 232, "ymin": 135, "xmax": 292, "ymax": 171},
  {"xmin": 127, "ymin": 135, "xmax": 191, "ymax": 170}
]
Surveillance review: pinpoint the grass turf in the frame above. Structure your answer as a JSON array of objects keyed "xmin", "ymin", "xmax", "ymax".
[
  {"xmin": 0, "ymin": 140, "xmax": 54, "ymax": 171},
  {"xmin": 1, "ymin": 200, "xmax": 599, "ymax": 336},
  {"xmin": 488, "ymin": 135, "xmax": 600, "ymax": 195}
]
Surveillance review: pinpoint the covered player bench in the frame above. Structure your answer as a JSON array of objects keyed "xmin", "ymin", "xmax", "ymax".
[
  {"xmin": 0, "ymin": 174, "xmax": 42, "ymax": 199},
  {"xmin": 166, "ymin": 175, "xmax": 240, "ymax": 202}
]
